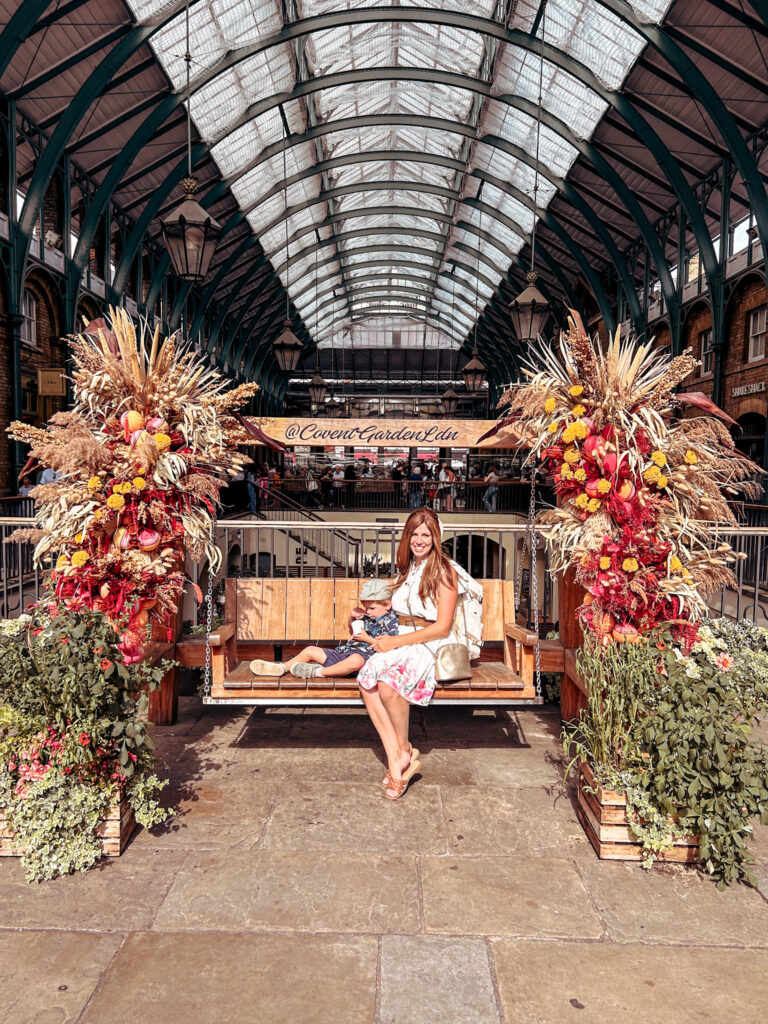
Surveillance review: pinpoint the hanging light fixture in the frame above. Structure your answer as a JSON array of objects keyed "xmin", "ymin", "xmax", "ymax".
[
  {"xmin": 272, "ymin": 114, "xmax": 303, "ymax": 373},
  {"xmin": 463, "ymin": 213, "xmax": 487, "ymax": 394},
  {"xmin": 161, "ymin": 0, "xmax": 221, "ymax": 280},
  {"xmin": 509, "ymin": 2, "xmax": 552, "ymax": 345},
  {"xmin": 442, "ymin": 387, "xmax": 458, "ymax": 417}
]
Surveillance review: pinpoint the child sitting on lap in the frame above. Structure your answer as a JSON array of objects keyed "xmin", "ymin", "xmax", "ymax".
[{"xmin": 249, "ymin": 579, "xmax": 398, "ymax": 679}]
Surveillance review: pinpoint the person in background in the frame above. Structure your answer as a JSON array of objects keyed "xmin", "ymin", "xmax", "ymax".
[
  {"xmin": 332, "ymin": 465, "xmax": 345, "ymax": 507},
  {"xmin": 483, "ymin": 464, "xmax": 499, "ymax": 513},
  {"xmin": 320, "ymin": 466, "xmax": 333, "ymax": 507},
  {"xmin": 246, "ymin": 469, "xmax": 257, "ymax": 514},
  {"xmin": 407, "ymin": 462, "xmax": 423, "ymax": 510},
  {"xmin": 439, "ymin": 461, "xmax": 456, "ymax": 512},
  {"xmin": 305, "ymin": 467, "xmax": 323, "ymax": 509},
  {"xmin": 344, "ymin": 461, "xmax": 357, "ymax": 508},
  {"xmin": 39, "ymin": 466, "xmax": 62, "ymax": 485}
]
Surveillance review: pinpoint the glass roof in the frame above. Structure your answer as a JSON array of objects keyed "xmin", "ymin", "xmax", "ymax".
[{"xmin": 128, "ymin": 0, "xmax": 674, "ymax": 345}]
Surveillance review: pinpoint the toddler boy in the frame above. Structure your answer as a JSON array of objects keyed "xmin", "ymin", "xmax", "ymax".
[{"xmin": 249, "ymin": 578, "xmax": 398, "ymax": 679}]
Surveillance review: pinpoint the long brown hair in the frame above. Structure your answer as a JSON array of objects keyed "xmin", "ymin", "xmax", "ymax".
[{"xmin": 394, "ymin": 508, "xmax": 457, "ymax": 602}]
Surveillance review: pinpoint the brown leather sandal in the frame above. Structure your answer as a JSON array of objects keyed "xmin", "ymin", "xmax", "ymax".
[
  {"xmin": 382, "ymin": 748, "xmax": 420, "ymax": 788},
  {"xmin": 383, "ymin": 758, "xmax": 421, "ymax": 800}
]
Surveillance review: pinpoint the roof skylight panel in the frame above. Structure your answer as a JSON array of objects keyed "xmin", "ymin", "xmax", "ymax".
[
  {"xmin": 471, "ymin": 145, "xmax": 558, "ymax": 208},
  {"xmin": 247, "ymin": 175, "xmax": 323, "ymax": 236},
  {"xmin": 447, "ymin": 228, "xmax": 507, "ymax": 273},
  {"xmin": 212, "ymin": 103, "xmax": 304, "ymax": 178},
  {"xmin": 344, "ymin": 249, "xmax": 439, "ymax": 268},
  {"xmin": 333, "ymin": 189, "xmax": 450, "ymax": 215},
  {"xmin": 338, "ymin": 231, "xmax": 443, "ymax": 252},
  {"xmin": 482, "ymin": 101, "xmax": 577, "ymax": 178},
  {"xmin": 234, "ymin": 142, "xmax": 317, "ymax": 211},
  {"xmin": 259, "ymin": 206, "xmax": 324, "ymax": 256},
  {"xmin": 147, "ymin": 0, "xmax": 283, "ymax": 90}
]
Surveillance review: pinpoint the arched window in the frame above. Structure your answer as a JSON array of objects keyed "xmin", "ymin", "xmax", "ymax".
[{"xmin": 20, "ymin": 290, "xmax": 37, "ymax": 347}]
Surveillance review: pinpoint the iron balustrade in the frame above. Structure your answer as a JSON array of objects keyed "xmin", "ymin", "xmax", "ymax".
[{"xmin": 1, "ymin": 516, "xmax": 767, "ymax": 630}]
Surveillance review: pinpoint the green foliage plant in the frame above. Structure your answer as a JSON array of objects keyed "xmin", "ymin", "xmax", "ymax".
[
  {"xmin": 563, "ymin": 619, "xmax": 768, "ymax": 887},
  {"xmin": 0, "ymin": 604, "xmax": 172, "ymax": 882}
]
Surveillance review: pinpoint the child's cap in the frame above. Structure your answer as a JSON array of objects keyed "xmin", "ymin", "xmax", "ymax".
[{"xmin": 359, "ymin": 579, "xmax": 393, "ymax": 602}]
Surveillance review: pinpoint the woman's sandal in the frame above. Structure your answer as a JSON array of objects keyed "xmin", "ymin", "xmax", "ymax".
[
  {"xmin": 383, "ymin": 758, "xmax": 421, "ymax": 800},
  {"xmin": 382, "ymin": 748, "xmax": 420, "ymax": 788}
]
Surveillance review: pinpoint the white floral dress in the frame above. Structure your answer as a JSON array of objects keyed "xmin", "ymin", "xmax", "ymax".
[{"xmin": 357, "ymin": 560, "xmax": 478, "ymax": 706}]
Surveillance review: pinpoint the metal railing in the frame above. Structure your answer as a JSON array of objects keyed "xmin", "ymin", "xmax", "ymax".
[{"xmin": 2, "ymin": 516, "xmax": 767, "ymax": 630}]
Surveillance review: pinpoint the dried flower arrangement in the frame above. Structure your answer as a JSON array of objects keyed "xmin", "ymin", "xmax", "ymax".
[
  {"xmin": 8, "ymin": 308, "xmax": 278, "ymax": 663},
  {"xmin": 485, "ymin": 312, "xmax": 762, "ymax": 643}
]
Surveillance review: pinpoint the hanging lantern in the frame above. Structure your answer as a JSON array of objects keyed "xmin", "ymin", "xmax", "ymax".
[
  {"xmin": 161, "ymin": 177, "xmax": 222, "ymax": 281},
  {"xmin": 273, "ymin": 320, "xmax": 303, "ymax": 373},
  {"xmin": 442, "ymin": 387, "xmax": 458, "ymax": 417},
  {"xmin": 509, "ymin": 272, "xmax": 551, "ymax": 345},
  {"xmin": 462, "ymin": 350, "xmax": 486, "ymax": 393},
  {"xmin": 308, "ymin": 368, "xmax": 327, "ymax": 406}
]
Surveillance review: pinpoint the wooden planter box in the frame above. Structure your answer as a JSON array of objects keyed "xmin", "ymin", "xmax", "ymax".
[
  {"xmin": 577, "ymin": 762, "xmax": 700, "ymax": 863},
  {"xmin": 0, "ymin": 796, "xmax": 137, "ymax": 859}
]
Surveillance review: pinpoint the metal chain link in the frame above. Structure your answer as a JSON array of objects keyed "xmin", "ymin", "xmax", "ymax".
[
  {"xmin": 528, "ymin": 474, "xmax": 542, "ymax": 699},
  {"xmin": 202, "ymin": 515, "xmax": 218, "ymax": 700}
]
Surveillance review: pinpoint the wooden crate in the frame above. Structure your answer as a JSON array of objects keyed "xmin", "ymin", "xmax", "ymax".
[
  {"xmin": 0, "ymin": 796, "xmax": 137, "ymax": 858},
  {"xmin": 577, "ymin": 761, "xmax": 700, "ymax": 863}
]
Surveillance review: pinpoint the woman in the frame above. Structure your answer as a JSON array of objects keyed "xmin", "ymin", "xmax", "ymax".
[
  {"xmin": 483, "ymin": 464, "xmax": 499, "ymax": 513},
  {"xmin": 438, "ymin": 461, "xmax": 455, "ymax": 512},
  {"xmin": 358, "ymin": 507, "xmax": 482, "ymax": 800}
]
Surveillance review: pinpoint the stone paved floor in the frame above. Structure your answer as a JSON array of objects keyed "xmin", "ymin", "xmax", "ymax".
[{"xmin": 3, "ymin": 698, "xmax": 768, "ymax": 1023}]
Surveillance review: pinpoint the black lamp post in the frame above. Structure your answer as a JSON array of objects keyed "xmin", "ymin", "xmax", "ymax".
[{"xmin": 161, "ymin": 0, "xmax": 220, "ymax": 281}]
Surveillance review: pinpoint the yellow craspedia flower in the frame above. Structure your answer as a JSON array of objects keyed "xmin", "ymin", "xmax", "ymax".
[
  {"xmin": 564, "ymin": 447, "xmax": 580, "ymax": 464},
  {"xmin": 56, "ymin": 554, "xmax": 69, "ymax": 569},
  {"xmin": 684, "ymin": 450, "xmax": 698, "ymax": 465},
  {"xmin": 656, "ymin": 474, "xmax": 668, "ymax": 489},
  {"xmin": 651, "ymin": 451, "xmax": 666, "ymax": 467},
  {"xmin": 569, "ymin": 384, "xmax": 584, "ymax": 397},
  {"xmin": 574, "ymin": 467, "xmax": 587, "ymax": 482},
  {"xmin": 560, "ymin": 464, "xmax": 573, "ymax": 479},
  {"xmin": 587, "ymin": 498, "xmax": 601, "ymax": 513},
  {"xmin": 669, "ymin": 556, "xmax": 683, "ymax": 574},
  {"xmin": 116, "ymin": 481, "xmax": 134, "ymax": 494},
  {"xmin": 74, "ymin": 532, "xmax": 84, "ymax": 544},
  {"xmin": 87, "ymin": 476, "xmax": 101, "ymax": 491},
  {"xmin": 548, "ymin": 421, "xmax": 559, "ymax": 434},
  {"xmin": 573, "ymin": 420, "xmax": 588, "ymax": 440},
  {"xmin": 154, "ymin": 432, "xmax": 171, "ymax": 452},
  {"xmin": 622, "ymin": 557, "xmax": 639, "ymax": 573},
  {"xmin": 572, "ymin": 404, "xmax": 586, "ymax": 417},
  {"xmin": 544, "ymin": 397, "xmax": 556, "ymax": 414},
  {"xmin": 597, "ymin": 479, "xmax": 611, "ymax": 494},
  {"xmin": 599, "ymin": 556, "xmax": 611, "ymax": 570},
  {"xmin": 71, "ymin": 550, "xmax": 89, "ymax": 568},
  {"xmin": 132, "ymin": 477, "xmax": 147, "ymax": 491},
  {"xmin": 574, "ymin": 493, "xmax": 589, "ymax": 510},
  {"xmin": 562, "ymin": 424, "xmax": 577, "ymax": 443},
  {"xmin": 643, "ymin": 465, "xmax": 661, "ymax": 484},
  {"xmin": 106, "ymin": 493, "xmax": 125, "ymax": 511}
]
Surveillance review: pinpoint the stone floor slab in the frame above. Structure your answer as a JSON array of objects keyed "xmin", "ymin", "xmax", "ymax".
[
  {"xmin": 79, "ymin": 932, "xmax": 377, "ymax": 1024},
  {"xmin": 421, "ymin": 856, "xmax": 603, "ymax": 939},
  {"xmin": 152, "ymin": 850, "xmax": 420, "ymax": 933},
  {"xmin": 379, "ymin": 935, "xmax": 500, "ymax": 1024},
  {"xmin": 424, "ymin": 708, "xmax": 527, "ymax": 745},
  {"xmin": 441, "ymin": 786, "xmax": 519, "ymax": 855},
  {"xmin": 577, "ymin": 857, "xmax": 768, "ymax": 947},
  {"xmin": 261, "ymin": 780, "xmax": 447, "ymax": 854},
  {"xmin": 471, "ymin": 745, "xmax": 564, "ymax": 788},
  {"xmin": 0, "ymin": 847, "xmax": 186, "ymax": 931},
  {"xmin": 0, "ymin": 931, "xmax": 122, "ymax": 1024},
  {"xmin": 493, "ymin": 939, "xmax": 768, "ymax": 1023},
  {"xmin": 228, "ymin": 741, "xmax": 382, "ymax": 782}
]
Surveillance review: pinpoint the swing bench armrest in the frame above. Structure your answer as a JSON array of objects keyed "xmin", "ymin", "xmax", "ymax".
[
  {"xmin": 504, "ymin": 622, "xmax": 540, "ymax": 646},
  {"xmin": 208, "ymin": 622, "xmax": 236, "ymax": 646}
]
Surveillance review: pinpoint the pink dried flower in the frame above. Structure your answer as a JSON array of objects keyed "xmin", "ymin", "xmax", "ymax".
[{"xmin": 715, "ymin": 653, "xmax": 734, "ymax": 672}]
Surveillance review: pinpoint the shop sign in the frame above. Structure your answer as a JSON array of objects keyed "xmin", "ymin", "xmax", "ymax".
[
  {"xmin": 253, "ymin": 417, "xmax": 503, "ymax": 448},
  {"xmin": 38, "ymin": 368, "xmax": 66, "ymax": 396},
  {"xmin": 732, "ymin": 381, "xmax": 766, "ymax": 397}
]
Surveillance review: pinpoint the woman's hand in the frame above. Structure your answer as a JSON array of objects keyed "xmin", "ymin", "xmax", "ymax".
[{"xmin": 369, "ymin": 634, "xmax": 400, "ymax": 653}]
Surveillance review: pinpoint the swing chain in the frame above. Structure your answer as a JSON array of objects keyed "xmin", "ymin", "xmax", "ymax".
[
  {"xmin": 527, "ymin": 473, "xmax": 542, "ymax": 700},
  {"xmin": 202, "ymin": 516, "xmax": 218, "ymax": 700}
]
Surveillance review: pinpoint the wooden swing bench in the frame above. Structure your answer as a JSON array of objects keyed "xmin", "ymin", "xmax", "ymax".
[{"xmin": 177, "ymin": 577, "xmax": 564, "ymax": 707}]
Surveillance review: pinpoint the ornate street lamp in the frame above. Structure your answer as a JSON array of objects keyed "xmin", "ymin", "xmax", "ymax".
[
  {"xmin": 272, "ymin": 117, "xmax": 302, "ymax": 373},
  {"xmin": 442, "ymin": 387, "xmax": 458, "ymax": 417},
  {"xmin": 462, "ymin": 350, "xmax": 486, "ymax": 393},
  {"xmin": 308, "ymin": 364, "xmax": 327, "ymax": 406},
  {"xmin": 161, "ymin": 1, "xmax": 221, "ymax": 280},
  {"xmin": 509, "ymin": 4, "xmax": 551, "ymax": 343}
]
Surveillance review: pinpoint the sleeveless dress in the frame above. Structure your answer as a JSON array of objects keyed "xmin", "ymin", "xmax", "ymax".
[{"xmin": 357, "ymin": 560, "xmax": 480, "ymax": 706}]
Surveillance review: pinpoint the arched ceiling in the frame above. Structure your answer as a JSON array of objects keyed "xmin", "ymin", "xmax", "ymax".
[{"xmin": 3, "ymin": 0, "xmax": 768, "ymax": 386}]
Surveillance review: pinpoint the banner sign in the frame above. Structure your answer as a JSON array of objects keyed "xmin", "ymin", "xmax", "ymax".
[{"xmin": 250, "ymin": 417, "xmax": 503, "ymax": 449}]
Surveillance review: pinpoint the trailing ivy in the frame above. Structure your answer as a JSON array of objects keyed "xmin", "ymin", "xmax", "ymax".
[
  {"xmin": 563, "ymin": 620, "xmax": 768, "ymax": 888},
  {"xmin": 0, "ymin": 605, "xmax": 172, "ymax": 882}
]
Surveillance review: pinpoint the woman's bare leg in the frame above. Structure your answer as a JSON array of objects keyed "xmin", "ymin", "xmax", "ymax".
[
  {"xmin": 359, "ymin": 685, "xmax": 401, "ymax": 771},
  {"xmin": 379, "ymin": 682, "xmax": 412, "ymax": 780}
]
